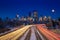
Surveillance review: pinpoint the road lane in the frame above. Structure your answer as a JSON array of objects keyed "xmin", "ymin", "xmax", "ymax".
[
  {"xmin": 37, "ymin": 26, "xmax": 55, "ymax": 40},
  {"xmin": 0, "ymin": 25, "xmax": 32, "ymax": 40},
  {"xmin": 30, "ymin": 26, "xmax": 37, "ymax": 40},
  {"xmin": 24, "ymin": 28, "xmax": 31, "ymax": 40},
  {"xmin": 19, "ymin": 25, "xmax": 47, "ymax": 40},
  {"xmin": 34, "ymin": 26, "xmax": 45, "ymax": 40},
  {"xmin": 47, "ymin": 30, "xmax": 60, "ymax": 38},
  {"xmin": 19, "ymin": 25, "xmax": 46, "ymax": 40},
  {"xmin": 36, "ymin": 24, "xmax": 60, "ymax": 40},
  {"xmin": 19, "ymin": 29, "xmax": 30, "ymax": 40}
]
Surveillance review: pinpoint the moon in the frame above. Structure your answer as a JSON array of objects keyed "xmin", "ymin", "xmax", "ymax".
[{"xmin": 52, "ymin": 9, "xmax": 55, "ymax": 12}]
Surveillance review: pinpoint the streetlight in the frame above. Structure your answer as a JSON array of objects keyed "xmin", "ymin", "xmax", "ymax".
[
  {"xmin": 52, "ymin": 9, "xmax": 55, "ymax": 13},
  {"xmin": 51, "ymin": 9, "xmax": 55, "ymax": 17}
]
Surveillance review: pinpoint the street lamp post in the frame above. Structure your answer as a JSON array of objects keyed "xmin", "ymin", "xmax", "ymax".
[{"xmin": 52, "ymin": 9, "xmax": 55, "ymax": 18}]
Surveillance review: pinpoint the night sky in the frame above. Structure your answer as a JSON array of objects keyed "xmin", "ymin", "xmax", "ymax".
[{"xmin": 0, "ymin": 0, "xmax": 60, "ymax": 19}]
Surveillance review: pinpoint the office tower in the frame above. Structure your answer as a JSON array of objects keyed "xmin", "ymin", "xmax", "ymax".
[
  {"xmin": 48, "ymin": 16, "xmax": 51, "ymax": 20},
  {"xmin": 43, "ymin": 16, "xmax": 47, "ymax": 21},
  {"xmin": 33, "ymin": 10, "xmax": 38, "ymax": 21},
  {"xmin": 39, "ymin": 17, "xmax": 43, "ymax": 21}
]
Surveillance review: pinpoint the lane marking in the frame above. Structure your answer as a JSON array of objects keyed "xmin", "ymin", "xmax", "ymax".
[
  {"xmin": 19, "ymin": 29, "xmax": 30, "ymax": 40},
  {"xmin": 30, "ymin": 27, "xmax": 37, "ymax": 40},
  {"xmin": 35, "ymin": 27, "xmax": 45, "ymax": 40}
]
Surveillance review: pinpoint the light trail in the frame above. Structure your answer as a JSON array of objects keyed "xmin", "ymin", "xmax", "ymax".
[
  {"xmin": 0, "ymin": 25, "xmax": 32, "ymax": 40},
  {"xmin": 0, "ymin": 24, "xmax": 60, "ymax": 40},
  {"xmin": 34, "ymin": 26, "xmax": 45, "ymax": 40},
  {"xmin": 19, "ymin": 29, "xmax": 30, "ymax": 40},
  {"xmin": 19, "ymin": 25, "xmax": 46, "ymax": 40},
  {"xmin": 48, "ymin": 30, "xmax": 60, "ymax": 38},
  {"xmin": 37, "ymin": 25, "xmax": 54, "ymax": 40},
  {"xmin": 41, "ymin": 24, "xmax": 60, "ymax": 40},
  {"xmin": 30, "ymin": 26, "xmax": 37, "ymax": 40},
  {"xmin": 36, "ymin": 24, "xmax": 60, "ymax": 40}
]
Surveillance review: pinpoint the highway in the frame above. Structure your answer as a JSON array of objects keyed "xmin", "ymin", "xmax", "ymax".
[
  {"xmin": 0, "ymin": 24, "xmax": 60, "ymax": 40},
  {"xmin": 19, "ymin": 25, "xmax": 46, "ymax": 40}
]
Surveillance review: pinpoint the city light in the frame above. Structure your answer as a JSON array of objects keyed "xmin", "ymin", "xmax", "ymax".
[
  {"xmin": 0, "ymin": 0, "xmax": 60, "ymax": 40},
  {"xmin": 52, "ymin": 9, "xmax": 55, "ymax": 13}
]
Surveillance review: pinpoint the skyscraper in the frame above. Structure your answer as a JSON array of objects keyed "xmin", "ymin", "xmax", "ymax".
[
  {"xmin": 48, "ymin": 16, "xmax": 51, "ymax": 21},
  {"xmin": 39, "ymin": 17, "xmax": 43, "ymax": 21},
  {"xmin": 43, "ymin": 16, "xmax": 47, "ymax": 21},
  {"xmin": 33, "ymin": 10, "xmax": 38, "ymax": 23}
]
